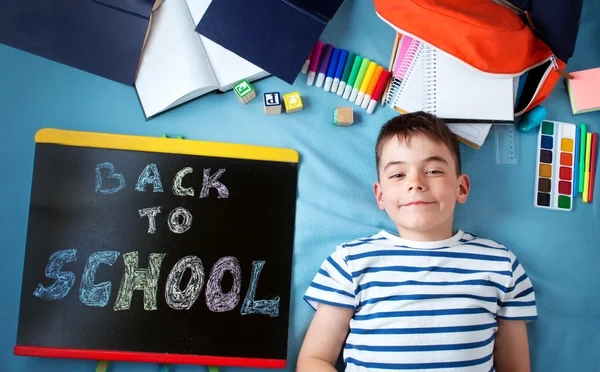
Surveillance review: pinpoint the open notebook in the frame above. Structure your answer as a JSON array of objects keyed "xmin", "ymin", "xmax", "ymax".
[
  {"xmin": 135, "ymin": 0, "xmax": 269, "ymax": 119},
  {"xmin": 385, "ymin": 35, "xmax": 515, "ymax": 147}
]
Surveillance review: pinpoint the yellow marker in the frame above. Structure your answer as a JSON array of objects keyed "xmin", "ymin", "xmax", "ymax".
[
  {"xmin": 355, "ymin": 62, "xmax": 377, "ymax": 106},
  {"xmin": 361, "ymin": 65, "xmax": 384, "ymax": 110},
  {"xmin": 583, "ymin": 133, "xmax": 592, "ymax": 203}
]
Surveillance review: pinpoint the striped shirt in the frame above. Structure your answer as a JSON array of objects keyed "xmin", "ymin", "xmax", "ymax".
[{"xmin": 304, "ymin": 230, "xmax": 537, "ymax": 371}]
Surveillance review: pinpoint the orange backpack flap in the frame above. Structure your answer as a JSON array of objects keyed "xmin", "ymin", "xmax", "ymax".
[{"xmin": 374, "ymin": 0, "xmax": 564, "ymax": 114}]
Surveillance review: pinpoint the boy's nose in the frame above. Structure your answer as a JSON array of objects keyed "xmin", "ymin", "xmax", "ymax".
[{"xmin": 407, "ymin": 177, "xmax": 426, "ymax": 192}]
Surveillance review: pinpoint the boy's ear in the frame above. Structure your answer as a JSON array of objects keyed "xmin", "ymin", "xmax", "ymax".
[
  {"xmin": 373, "ymin": 182, "xmax": 386, "ymax": 210},
  {"xmin": 456, "ymin": 174, "xmax": 470, "ymax": 204}
]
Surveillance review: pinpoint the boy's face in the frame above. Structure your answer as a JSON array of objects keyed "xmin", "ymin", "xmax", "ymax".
[{"xmin": 374, "ymin": 134, "xmax": 470, "ymax": 241}]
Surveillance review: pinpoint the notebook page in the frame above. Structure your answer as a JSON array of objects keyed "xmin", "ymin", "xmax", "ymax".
[
  {"xmin": 447, "ymin": 124, "xmax": 492, "ymax": 148},
  {"xmin": 185, "ymin": 0, "xmax": 268, "ymax": 91},
  {"xmin": 135, "ymin": 0, "xmax": 219, "ymax": 118},
  {"xmin": 434, "ymin": 50, "xmax": 514, "ymax": 121}
]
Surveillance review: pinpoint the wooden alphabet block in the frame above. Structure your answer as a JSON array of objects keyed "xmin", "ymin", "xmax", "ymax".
[
  {"xmin": 334, "ymin": 107, "xmax": 354, "ymax": 126},
  {"xmin": 264, "ymin": 92, "xmax": 282, "ymax": 115},
  {"xmin": 233, "ymin": 79, "xmax": 256, "ymax": 104},
  {"xmin": 283, "ymin": 92, "xmax": 303, "ymax": 113}
]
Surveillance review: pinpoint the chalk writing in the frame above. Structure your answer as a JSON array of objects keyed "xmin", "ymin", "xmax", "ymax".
[
  {"xmin": 167, "ymin": 207, "xmax": 193, "ymax": 234},
  {"xmin": 34, "ymin": 249, "xmax": 77, "ymax": 301},
  {"xmin": 200, "ymin": 169, "xmax": 229, "ymax": 199},
  {"xmin": 95, "ymin": 162, "xmax": 125, "ymax": 194},
  {"xmin": 135, "ymin": 164, "xmax": 164, "ymax": 192},
  {"xmin": 139, "ymin": 207, "xmax": 162, "ymax": 234},
  {"xmin": 113, "ymin": 252, "xmax": 166, "ymax": 311},
  {"xmin": 173, "ymin": 167, "xmax": 194, "ymax": 197},
  {"xmin": 165, "ymin": 256, "xmax": 204, "ymax": 310},
  {"xmin": 79, "ymin": 251, "xmax": 120, "ymax": 307},
  {"xmin": 241, "ymin": 261, "xmax": 280, "ymax": 317},
  {"xmin": 205, "ymin": 256, "xmax": 241, "ymax": 312}
]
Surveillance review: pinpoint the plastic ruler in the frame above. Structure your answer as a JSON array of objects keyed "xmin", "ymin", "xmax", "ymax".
[{"xmin": 495, "ymin": 124, "xmax": 518, "ymax": 164}]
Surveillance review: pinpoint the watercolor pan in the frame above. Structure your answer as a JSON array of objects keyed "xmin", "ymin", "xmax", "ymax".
[{"xmin": 534, "ymin": 120, "xmax": 576, "ymax": 211}]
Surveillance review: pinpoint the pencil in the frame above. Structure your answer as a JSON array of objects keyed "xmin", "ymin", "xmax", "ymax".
[
  {"xmin": 589, "ymin": 132, "xmax": 597, "ymax": 202},
  {"xmin": 381, "ymin": 33, "xmax": 401, "ymax": 107},
  {"xmin": 583, "ymin": 133, "xmax": 592, "ymax": 203}
]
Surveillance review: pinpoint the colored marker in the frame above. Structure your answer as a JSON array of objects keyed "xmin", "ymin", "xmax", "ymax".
[
  {"xmin": 337, "ymin": 52, "xmax": 356, "ymax": 96},
  {"xmin": 324, "ymin": 48, "xmax": 341, "ymax": 92},
  {"xmin": 573, "ymin": 125, "xmax": 580, "ymax": 198},
  {"xmin": 331, "ymin": 49, "xmax": 349, "ymax": 93},
  {"xmin": 579, "ymin": 123, "xmax": 587, "ymax": 193},
  {"xmin": 355, "ymin": 62, "xmax": 377, "ymax": 106},
  {"xmin": 306, "ymin": 41, "xmax": 324, "ymax": 86},
  {"xmin": 361, "ymin": 65, "xmax": 383, "ymax": 109},
  {"xmin": 349, "ymin": 58, "xmax": 370, "ymax": 102},
  {"xmin": 301, "ymin": 46, "xmax": 314, "ymax": 74},
  {"xmin": 366, "ymin": 69, "xmax": 391, "ymax": 114},
  {"xmin": 589, "ymin": 133, "xmax": 597, "ymax": 202},
  {"xmin": 583, "ymin": 133, "xmax": 592, "ymax": 203},
  {"xmin": 315, "ymin": 44, "xmax": 333, "ymax": 88},
  {"xmin": 343, "ymin": 55, "xmax": 363, "ymax": 99}
]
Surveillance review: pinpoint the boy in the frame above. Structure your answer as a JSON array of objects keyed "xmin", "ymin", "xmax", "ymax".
[{"xmin": 298, "ymin": 112, "xmax": 536, "ymax": 372}]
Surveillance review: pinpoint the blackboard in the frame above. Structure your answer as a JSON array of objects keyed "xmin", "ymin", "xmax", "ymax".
[{"xmin": 15, "ymin": 129, "xmax": 299, "ymax": 368}]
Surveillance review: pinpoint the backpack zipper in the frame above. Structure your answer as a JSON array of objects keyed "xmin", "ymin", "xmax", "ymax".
[
  {"xmin": 550, "ymin": 55, "xmax": 574, "ymax": 80},
  {"xmin": 494, "ymin": 0, "xmax": 536, "ymax": 30}
]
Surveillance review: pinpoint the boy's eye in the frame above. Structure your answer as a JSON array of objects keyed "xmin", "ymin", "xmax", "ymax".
[
  {"xmin": 390, "ymin": 173, "xmax": 405, "ymax": 179},
  {"xmin": 427, "ymin": 170, "xmax": 443, "ymax": 175}
]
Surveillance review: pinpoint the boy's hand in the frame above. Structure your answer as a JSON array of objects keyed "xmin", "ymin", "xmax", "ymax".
[
  {"xmin": 297, "ymin": 303, "xmax": 354, "ymax": 372},
  {"xmin": 494, "ymin": 319, "xmax": 531, "ymax": 372}
]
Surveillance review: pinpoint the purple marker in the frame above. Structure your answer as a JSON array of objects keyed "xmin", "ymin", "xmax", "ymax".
[
  {"xmin": 306, "ymin": 41, "xmax": 324, "ymax": 86},
  {"xmin": 315, "ymin": 44, "xmax": 333, "ymax": 88}
]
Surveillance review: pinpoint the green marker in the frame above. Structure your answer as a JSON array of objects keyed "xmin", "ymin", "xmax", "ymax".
[
  {"xmin": 579, "ymin": 123, "xmax": 587, "ymax": 193},
  {"xmin": 349, "ymin": 58, "xmax": 371, "ymax": 102},
  {"xmin": 343, "ymin": 55, "xmax": 363, "ymax": 100},
  {"xmin": 336, "ymin": 52, "xmax": 356, "ymax": 96}
]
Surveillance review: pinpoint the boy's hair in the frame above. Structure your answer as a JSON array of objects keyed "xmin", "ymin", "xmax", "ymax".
[{"xmin": 376, "ymin": 112, "xmax": 462, "ymax": 176}]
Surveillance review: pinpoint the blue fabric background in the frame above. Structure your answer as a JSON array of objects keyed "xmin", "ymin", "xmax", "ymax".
[{"xmin": 1, "ymin": 0, "xmax": 598, "ymax": 371}]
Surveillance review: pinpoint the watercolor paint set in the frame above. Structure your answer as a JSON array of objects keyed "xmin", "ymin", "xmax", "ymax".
[{"xmin": 535, "ymin": 120, "xmax": 576, "ymax": 211}]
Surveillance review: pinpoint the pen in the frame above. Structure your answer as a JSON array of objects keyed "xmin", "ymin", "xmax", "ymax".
[
  {"xmin": 573, "ymin": 125, "xmax": 580, "ymax": 198},
  {"xmin": 343, "ymin": 56, "xmax": 363, "ymax": 100},
  {"xmin": 382, "ymin": 33, "xmax": 402, "ymax": 107},
  {"xmin": 579, "ymin": 123, "xmax": 587, "ymax": 194},
  {"xmin": 301, "ymin": 46, "xmax": 314, "ymax": 74},
  {"xmin": 355, "ymin": 62, "xmax": 377, "ymax": 106},
  {"xmin": 331, "ymin": 49, "xmax": 349, "ymax": 93},
  {"xmin": 589, "ymin": 133, "xmax": 597, "ymax": 202},
  {"xmin": 366, "ymin": 69, "xmax": 391, "ymax": 114},
  {"xmin": 349, "ymin": 58, "xmax": 370, "ymax": 102},
  {"xmin": 306, "ymin": 41, "xmax": 324, "ymax": 86},
  {"xmin": 337, "ymin": 53, "xmax": 356, "ymax": 96},
  {"xmin": 361, "ymin": 65, "xmax": 383, "ymax": 109},
  {"xmin": 583, "ymin": 133, "xmax": 592, "ymax": 203},
  {"xmin": 324, "ymin": 48, "xmax": 341, "ymax": 92},
  {"xmin": 315, "ymin": 44, "xmax": 333, "ymax": 88}
]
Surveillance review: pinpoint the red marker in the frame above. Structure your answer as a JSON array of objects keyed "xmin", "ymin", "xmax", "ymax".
[
  {"xmin": 301, "ymin": 46, "xmax": 315, "ymax": 74},
  {"xmin": 306, "ymin": 41, "xmax": 324, "ymax": 86},
  {"xmin": 589, "ymin": 132, "xmax": 597, "ymax": 202},
  {"xmin": 366, "ymin": 70, "xmax": 391, "ymax": 114}
]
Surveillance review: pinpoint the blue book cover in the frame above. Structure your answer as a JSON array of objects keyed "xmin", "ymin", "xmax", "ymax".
[
  {"xmin": 195, "ymin": 0, "xmax": 345, "ymax": 85},
  {"xmin": 0, "ymin": 0, "xmax": 155, "ymax": 85}
]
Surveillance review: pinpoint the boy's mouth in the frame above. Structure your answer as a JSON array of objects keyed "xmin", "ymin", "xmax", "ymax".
[{"xmin": 402, "ymin": 201, "xmax": 435, "ymax": 207}]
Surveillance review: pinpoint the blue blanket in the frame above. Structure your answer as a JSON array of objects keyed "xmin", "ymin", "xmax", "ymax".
[{"xmin": 0, "ymin": 0, "xmax": 598, "ymax": 371}]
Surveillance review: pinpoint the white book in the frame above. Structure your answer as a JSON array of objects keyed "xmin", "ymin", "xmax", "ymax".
[{"xmin": 135, "ymin": 0, "xmax": 269, "ymax": 119}]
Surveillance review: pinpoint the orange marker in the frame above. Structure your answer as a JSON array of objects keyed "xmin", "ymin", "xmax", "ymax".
[{"xmin": 361, "ymin": 65, "xmax": 383, "ymax": 110}]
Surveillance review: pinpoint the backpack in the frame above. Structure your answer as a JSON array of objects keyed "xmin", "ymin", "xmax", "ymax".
[{"xmin": 373, "ymin": 0, "xmax": 583, "ymax": 116}]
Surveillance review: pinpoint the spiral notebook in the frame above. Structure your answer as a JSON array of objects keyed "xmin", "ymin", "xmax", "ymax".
[{"xmin": 387, "ymin": 41, "xmax": 514, "ymax": 121}]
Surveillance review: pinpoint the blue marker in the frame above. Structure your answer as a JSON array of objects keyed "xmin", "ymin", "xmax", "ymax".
[
  {"xmin": 331, "ymin": 49, "xmax": 349, "ymax": 93},
  {"xmin": 573, "ymin": 125, "xmax": 580, "ymax": 197},
  {"xmin": 323, "ymin": 48, "xmax": 341, "ymax": 92}
]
